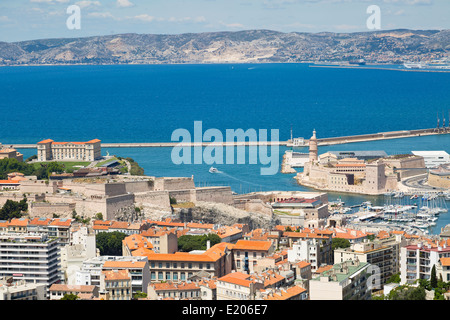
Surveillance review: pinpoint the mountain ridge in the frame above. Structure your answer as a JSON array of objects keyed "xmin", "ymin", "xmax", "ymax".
[{"xmin": 1, "ymin": 28, "xmax": 448, "ymax": 66}]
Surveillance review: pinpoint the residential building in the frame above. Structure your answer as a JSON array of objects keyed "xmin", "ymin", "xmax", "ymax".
[
  {"xmin": 102, "ymin": 259, "xmax": 150, "ymax": 294},
  {"xmin": 0, "ymin": 233, "xmax": 61, "ymax": 290},
  {"xmin": 232, "ymin": 240, "xmax": 275, "ymax": 274},
  {"xmin": 436, "ymin": 257, "xmax": 450, "ymax": 282},
  {"xmin": 146, "ymin": 243, "xmax": 233, "ymax": 282},
  {"xmin": 49, "ymin": 284, "xmax": 99, "ymax": 300},
  {"xmin": 334, "ymin": 236, "xmax": 403, "ymax": 286},
  {"xmin": 76, "ymin": 255, "xmax": 148, "ymax": 290},
  {"xmin": 140, "ymin": 228, "xmax": 178, "ymax": 254},
  {"xmin": 0, "ymin": 147, "xmax": 23, "ymax": 162},
  {"xmin": 400, "ymin": 241, "xmax": 450, "ymax": 284},
  {"xmin": 100, "ymin": 269, "xmax": 132, "ymax": 300},
  {"xmin": 147, "ymin": 281, "xmax": 202, "ymax": 300},
  {"xmin": 0, "ymin": 277, "xmax": 46, "ymax": 300},
  {"xmin": 309, "ymin": 259, "xmax": 371, "ymax": 300}
]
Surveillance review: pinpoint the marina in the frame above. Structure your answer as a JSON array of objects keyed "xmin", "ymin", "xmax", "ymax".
[{"xmin": 331, "ymin": 191, "xmax": 450, "ymax": 236}]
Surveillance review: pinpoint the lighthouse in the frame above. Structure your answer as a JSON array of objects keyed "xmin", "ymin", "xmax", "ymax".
[{"xmin": 309, "ymin": 129, "xmax": 318, "ymax": 163}]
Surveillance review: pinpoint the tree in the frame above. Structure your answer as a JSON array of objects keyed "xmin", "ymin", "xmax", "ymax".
[
  {"xmin": 45, "ymin": 161, "xmax": 64, "ymax": 179},
  {"xmin": 133, "ymin": 291, "xmax": 147, "ymax": 299},
  {"xmin": 388, "ymin": 285, "xmax": 426, "ymax": 300},
  {"xmin": 0, "ymin": 198, "xmax": 28, "ymax": 220},
  {"xmin": 178, "ymin": 234, "xmax": 222, "ymax": 252},
  {"xmin": 169, "ymin": 197, "xmax": 177, "ymax": 205},
  {"xmin": 96, "ymin": 231, "xmax": 127, "ymax": 256},
  {"xmin": 61, "ymin": 293, "xmax": 79, "ymax": 300},
  {"xmin": 94, "ymin": 212, "xmax": 103, "ymax": 221},
  {"xmin": 331, "ymin": 238, "xmax": 351, "ymax": 251},
  {"xmin": 430, "ymin": 264, "xmax": 438, "ymax": 288},
  {"xmin": 386, "ymin": 273, "xmax": 401, "ymax": 284}
]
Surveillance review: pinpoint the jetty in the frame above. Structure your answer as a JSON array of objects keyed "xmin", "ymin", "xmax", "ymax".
[{"xmin": 5, "ymin": 127, "xmax": 449, "ymax": 149}]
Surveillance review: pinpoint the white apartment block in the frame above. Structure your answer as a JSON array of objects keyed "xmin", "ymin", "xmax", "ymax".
[
  {"xmin": 37, "ymin": 138, "xmax": 102, "ymax": 162},
  {"xmin": 400, "ymin": 242, "xmax": 450, "ymax": 285},
  {"xmin": 287, "ymin": 239, "xmax": 321, "ymax": 271},
  {"xmin": 76, "ymin": 255, "xmax": 149, "ymax": 294},
  {"xmin": 309, "ymin": 259, "xmax": 371, "ymax": 300},
  {"xmin": 0, "ymin": 233, "xmax": 61, "ymax": 290},
  {"xmin": 0, "ymin": 277, "xmax": 47, "ymax": 300},
  {"xmin": 334, "ymin": 236, "xmax": 403, "ymax": 286}
]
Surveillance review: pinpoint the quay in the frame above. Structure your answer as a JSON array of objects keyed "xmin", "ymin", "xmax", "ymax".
[{"xmin": 5, "ymin": 128, "xmax": 449, "ymax": 149}]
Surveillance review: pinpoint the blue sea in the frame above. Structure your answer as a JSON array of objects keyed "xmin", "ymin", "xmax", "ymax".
[{"xmin": 1, "ymin": 63, "xmax": 449, "ymax": 233}]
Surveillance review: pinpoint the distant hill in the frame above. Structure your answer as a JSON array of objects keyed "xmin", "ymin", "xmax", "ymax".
[{"xmin": 0, "ymin": 29, "xmax": 448, "ymax": 65}]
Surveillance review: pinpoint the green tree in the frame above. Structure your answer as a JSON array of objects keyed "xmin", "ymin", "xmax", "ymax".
[
  {"xmin": 169, "ymin": 197, "xmax": 177, "ymax": 205},
  {"xmin": 0, "ymin": 198, "xmax": 27, "ymax": 220},
  {"xmin": 45, "ymin": 161, "xmax": 64, "ymax": 179},
  {"xmin": 61, "ymin": 293, "xmax": 79, "ymax": 300},
  {"xmin": 96, "ymin": 231, "xmax": 127, "ymax": 256},
  {"xmin": 178, "ymin": 233, "xmax": 222, "ymax": 252},
  {"xmin": 430, "ymin": 264, "xmax": 438, "ymax": 288},
  {"xmin": 133, "ymin": 291, "xmax": 147, "ymax": 299},
  {"xmin": 386, "ymin": 273, "xmax": 401, "ymax": 284},
  {"xmin": 94, "ymin": 212, "xmax": 103, "ymax": 221},
  {"xmin": 388, "ymin": 285, "xmax": 426, "ymax": 300},
  {"xmin": 331, "ymin": 238, "xmax": 351, "ymax": 251}
]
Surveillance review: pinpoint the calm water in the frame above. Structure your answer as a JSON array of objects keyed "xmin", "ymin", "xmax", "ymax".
[{"xmin": 1, "ymin": 63, "xmax": 449, "ymax": 233}]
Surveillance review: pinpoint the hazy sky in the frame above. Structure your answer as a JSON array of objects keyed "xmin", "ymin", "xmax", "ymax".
[{"xmin": 0, "ymin": 0, "xmax": 449, "ymax": 42}]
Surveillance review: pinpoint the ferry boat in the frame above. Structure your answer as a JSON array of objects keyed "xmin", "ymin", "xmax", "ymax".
[
  {"xmin": 403, "ymin": 62, "xmax": 423, "ymax": 69},
  {"xmin": 209, "ymin": 167, "xmax": 218, "ymax": 173}
]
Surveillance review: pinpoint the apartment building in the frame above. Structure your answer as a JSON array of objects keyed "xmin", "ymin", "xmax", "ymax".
[
  {"xmin": 334, "ymin": 236, "xmax": 403, "ymax": 286},
  {"xmin": 0, "ymin": 233, "xmax": 61, "ymax": 289},
  {"xmin": 140, "ymin": 228, "xmax": 178, "ymax": 254},
  {"xmin": 0, "ymin": 277, "xmax": 47, "ymax": 300},
  {"xmin": 400, "ymin": 242, "xmax": 450, "ymax": 284},
  {"xmin": 232, "ymin": 240, "xmax": 275, "ymax": 274},
  {"xmin": 147, "ymin": 243, "xmax": 233, "ymax": 283},
  {"xmin": 102, "ymin": 259, "xmax": 150, "ymax": 294},
  {"xmin": 287, "ymin": 238, "xmax": 329, "ymax": 272},
  {"xmin": 100, "ymin": 269, "xmax": 132, "ymax": 300},
  {"xmin": 216, "ymin": 270, "xmax": 287, "ymax": 300},
  {"xmin": 309, "ymin": 259, "xmax": 371, "ymax": 300},
  {"xmin": 49, "ymin": 284, "xmax": 99, "ymax": 300},
  {"xmin": 147, "ymin": 281, "xmax": 202, "ymax": 300},
  {"xmin": 76, "ymin": 255, "xmax": 148, "ymax": 290},
  {"xmin": 437, "ymin": 257, "xmax": 450, "ymax": 282}
]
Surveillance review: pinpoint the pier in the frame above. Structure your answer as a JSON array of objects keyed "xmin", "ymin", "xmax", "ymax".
[{"xmin": 5, "ymin": 127, "xmax": 449, "ymax": 149}]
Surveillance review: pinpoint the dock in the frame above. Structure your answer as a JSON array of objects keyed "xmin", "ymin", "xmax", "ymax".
[{"xmin": 5, "ymin": 128, "xmax": 449, "ymax": 149}]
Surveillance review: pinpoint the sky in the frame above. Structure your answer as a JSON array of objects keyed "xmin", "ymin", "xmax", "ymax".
[{"xmin": 0, "ymin": 0, "xmax": 449, "ymax": 42}]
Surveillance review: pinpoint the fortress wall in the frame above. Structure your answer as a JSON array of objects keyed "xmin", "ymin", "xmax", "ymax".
[
  {"xmin": 168, "ymin": 189, "xmax": 196, "ymax": 203},
  {"xmin": 195, "ymin": 186, "xmax": 234, "ymax": 205},
  {"xmin": 124, "ymin": 181, "xmax": 154, "ymax": 194},
  {"xmin": 134, "ymin": 191, "xmax": 171, "ymax": 209},
  {"xmin": 29, "ymin": 202, "xmax": 76, "ymax": 218},
  {"xmin": 105, "ymin": 194, "xmax": 135, "ymax": 220}
]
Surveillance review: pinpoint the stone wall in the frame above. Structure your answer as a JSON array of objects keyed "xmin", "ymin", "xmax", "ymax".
[
  {"xmin": 29, "ymin": 202, "xmax": 76, "ymax": 218},
  {"xmin": 168, "ymin": 189, "xmax": 196, "ymax": 203},
  {"xmin": 134, "ymin": 191, "xmax": 171, "ymax": 209},
  {"xmin": 195, "ymin": 186, "xmax": 234, "ymax": 205}
]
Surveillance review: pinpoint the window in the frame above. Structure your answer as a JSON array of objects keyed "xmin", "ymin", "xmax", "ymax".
[
  {"xmin": 188, "ymin": 263, "xmax": 192, "ymax": 269},
  {"xmin": 181, "ymin": 263, "xmax": 185, "ymax": 269},
  {"xmin": 158, "ymin": 263, "xmax": 163, "ymax": 268},
  {"xmin": 199, "ymin": 263, "xmax": 203, "ymax": 269},
  {"xmin": 166, "ymin": 273, "xmax": 171, "ymax": 280},
  {"xmin": 173, "ymin": 263, "xmax": 177, "ymax": 269},
  {"xmin": 181, "ymin": 273, "xmax": 186, "ymax": 281},
  {"xmin": 158, "ymin": 272, "xmax": 163, "ymax": 280},
  {"xmin": 166, "ymin": 262, "xmax": 170, "ymax": 268}
]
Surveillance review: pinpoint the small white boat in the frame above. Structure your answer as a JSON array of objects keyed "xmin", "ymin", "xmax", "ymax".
[{"xmin": 209, "ymin": 167, "xmax": 218, "ymax": 173}]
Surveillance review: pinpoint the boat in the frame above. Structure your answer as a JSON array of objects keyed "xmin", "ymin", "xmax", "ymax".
[
  {"xmin": 403, "ymin": 62, "xmax": 423, "ymax": 69},
  {"xmin": 209, "ymin": 167, "xmax": 218, "ymax": 173}
]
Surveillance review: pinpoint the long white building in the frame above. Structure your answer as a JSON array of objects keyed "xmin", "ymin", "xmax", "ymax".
[
  {"xmin": 411, "ymin": 151, "xmax": 450, "ymax": 168},
  {"xmin": 37, "ymin": 138, "xmax": 102, "ymax": 162}
]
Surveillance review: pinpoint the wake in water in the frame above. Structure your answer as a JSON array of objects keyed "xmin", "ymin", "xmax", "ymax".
[{"xmin": 215, "ymin": 169, "xmax": 265, "ymax": 188}]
